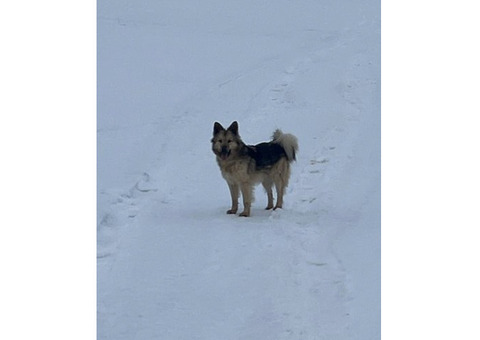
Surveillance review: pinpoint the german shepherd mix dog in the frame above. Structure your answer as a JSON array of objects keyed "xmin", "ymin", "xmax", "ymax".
[{"xmin": 211, "ymin": 121, "xmax": 298, "ymax": 217}]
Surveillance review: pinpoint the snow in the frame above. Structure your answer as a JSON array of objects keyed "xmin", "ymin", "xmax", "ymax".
[{"xmin": 97, "ymin": 0, "xmax": 380, "ymax": 339}]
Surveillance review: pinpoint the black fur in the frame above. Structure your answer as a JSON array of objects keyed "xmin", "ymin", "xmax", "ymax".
[{"xmin": 246, "ymin": 142, "xmax": 287, "ymax": 169}]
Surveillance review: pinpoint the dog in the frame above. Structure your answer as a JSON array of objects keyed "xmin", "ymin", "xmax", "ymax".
[{"xmin": 211, "ymin": 121, "xmax": 298, "ymax": 217}]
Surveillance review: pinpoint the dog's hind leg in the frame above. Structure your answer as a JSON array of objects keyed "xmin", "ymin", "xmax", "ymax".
[
  {"xmin": 239, "ymin": 183, "xmax": 253, "ymax": 217},
  {"xmin": 227, "ymin": 182, "xmax": 239, "ymax": 214},
  {"xmin": 273, "ymin": 161, "xmax": 290, "ymax": 210},
  {"xmin": 273, "ymin": 179, "xmax": 284, "ymax": 210},
  {"xmin": 262, "ymin": 178, "xmax": 274, "ymax": 210}
]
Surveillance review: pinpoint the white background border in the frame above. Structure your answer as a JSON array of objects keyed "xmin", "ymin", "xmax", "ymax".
[
  {"xmin": 1, "ymin": 1, "xmax": 96, "ymax": 339},
  {"xmin": 383, "ymin": 0, "xmax": 480, "ymax": 339}
]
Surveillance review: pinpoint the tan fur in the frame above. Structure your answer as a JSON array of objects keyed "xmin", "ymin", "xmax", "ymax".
[{"xmin": 211, "ymin": 121, "xmax": 297, "ymax": 217}]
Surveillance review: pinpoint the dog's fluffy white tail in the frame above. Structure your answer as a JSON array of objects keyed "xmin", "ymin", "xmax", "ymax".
[{"xmin": 272, "ymin": 129, "xmax": 298, "ymax": 162}]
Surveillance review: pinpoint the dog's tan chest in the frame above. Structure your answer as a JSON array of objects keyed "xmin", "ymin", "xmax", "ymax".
[{"xmin": 218, "ymin": 159, "xmax": 249, "ymax": 183}]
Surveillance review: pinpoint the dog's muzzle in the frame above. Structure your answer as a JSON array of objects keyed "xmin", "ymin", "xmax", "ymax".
[{"xmin": 220, "ymin": 146, "xmax": 230, "ymax": 160}]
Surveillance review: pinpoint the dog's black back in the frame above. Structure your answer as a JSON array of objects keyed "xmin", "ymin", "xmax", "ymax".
[{"xmin": 246, "ymin": 142, "xmax": 287, "ymax": 169}]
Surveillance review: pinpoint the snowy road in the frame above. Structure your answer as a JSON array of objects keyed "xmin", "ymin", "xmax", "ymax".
[{"xmin": 98, "ymin": 1, "xmax": 380, "ymax": 339}]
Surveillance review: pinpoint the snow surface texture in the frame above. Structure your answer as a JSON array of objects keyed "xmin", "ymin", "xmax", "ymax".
[{"xmin": 98, "ymin": 0, "xmax": 380, "ymax": 339}]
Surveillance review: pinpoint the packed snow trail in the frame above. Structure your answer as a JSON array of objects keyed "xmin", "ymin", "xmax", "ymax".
[{"xmin": 98, "ymin": 1, "xmax": 380, "ymax": 339}]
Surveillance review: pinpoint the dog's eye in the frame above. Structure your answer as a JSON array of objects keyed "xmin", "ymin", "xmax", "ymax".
[
  {"xmin": 218, "ymin": 139, "xmax": 223, "ymax": 143},
  {"xmin": 227, "ymin": 140, "xmax": 233, "ymax": 143}
]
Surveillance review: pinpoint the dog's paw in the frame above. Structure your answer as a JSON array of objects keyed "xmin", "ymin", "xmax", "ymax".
[
  {"xmin": 226, "ymin": 209, "xmax": 238, "ymax": 214},
  {"xmin": 239, "ymin": 211, "xmax": 250, "ymax": 217}
]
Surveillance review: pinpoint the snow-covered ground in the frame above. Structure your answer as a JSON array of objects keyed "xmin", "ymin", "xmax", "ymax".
[{"xmin": 97, "ymin": 1, "xmax": 380, "ymax": 339}]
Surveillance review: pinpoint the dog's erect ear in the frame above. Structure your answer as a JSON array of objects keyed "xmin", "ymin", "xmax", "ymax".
[
  {"xmin": 213, "ymin": 122, "xmax": 225, "ymax": 135},
  {"xmin": 227, "ymin": 121, "xmax": 239, "ymax": 135}
]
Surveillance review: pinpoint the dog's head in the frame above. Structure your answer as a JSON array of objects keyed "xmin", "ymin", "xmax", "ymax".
[{"xmin": 211, "ymin": 121, "xmax": 242, "ymax": 161}]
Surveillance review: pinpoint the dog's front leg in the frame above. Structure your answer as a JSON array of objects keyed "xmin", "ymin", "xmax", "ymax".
[
  {"xmin": 239, "ymin": 183, "xmax": 252, "ymax": 217},
  {"xmin": 227, "ymin": 182, "xmax": 239, "ymax": 214}
]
